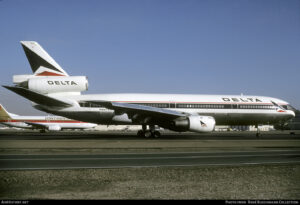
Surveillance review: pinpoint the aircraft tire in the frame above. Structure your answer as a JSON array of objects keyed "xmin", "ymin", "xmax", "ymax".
[
  {"xmin": 152, "ymin": 131, "xmax": 161, "ymax": 138},
  {"xmin": 144, "ymin": 131, "xmax": 152, "ymax": 138}
]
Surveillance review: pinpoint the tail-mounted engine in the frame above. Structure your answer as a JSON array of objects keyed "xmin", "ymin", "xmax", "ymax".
[{"xmin": 13, "ymin": 75, "xmax": 88, "ymax": 94}]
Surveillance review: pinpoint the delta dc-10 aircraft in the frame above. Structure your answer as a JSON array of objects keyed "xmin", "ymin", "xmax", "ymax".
[
  {"xmin": 0, "ymin": 103, "xmax": 97, "ymax": 132},
  {"xmin": 3, "ymin": 41, "xmax": 296, "ymax": 137}
]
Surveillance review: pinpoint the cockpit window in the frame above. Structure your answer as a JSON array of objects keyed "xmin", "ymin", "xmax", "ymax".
[
  {"xmin": 271, "ymin": 101, "xmax": 297, "ymax": 111},
  {"xmin": 281, "ymin": 104, "xmax": 297, "ymax": 111},
  {"xmin": 286, "ymin": 104, "xmax": 297, "ymax": 111}
]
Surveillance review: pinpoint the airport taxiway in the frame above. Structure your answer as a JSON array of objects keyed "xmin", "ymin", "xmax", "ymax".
[
  {"xmin": 0, "ymin": 149, "xmax": 299, "ymax": 170},
  {"xmin": 0, "ymin": 130, "xmax": 299, "ymax": 170}
]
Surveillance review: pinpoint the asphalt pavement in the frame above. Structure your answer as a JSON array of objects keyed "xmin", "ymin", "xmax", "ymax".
[
  {"xmin": 0, "ymin": 130, "xmax": 299, "ymax": 170},
  {"xmin": 1, "ymin": 149, "xmax": 299, "ymax": 170}
]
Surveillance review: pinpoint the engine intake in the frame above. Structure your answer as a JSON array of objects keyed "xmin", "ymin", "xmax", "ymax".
[{"xmin": 171, "ymin": 115, "xmax": 215, "ymax": 133}]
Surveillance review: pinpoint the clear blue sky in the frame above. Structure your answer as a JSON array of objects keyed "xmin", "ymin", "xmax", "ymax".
[{"xmin": 0, "ymin": 0, "xmax": 299, "ymax": 115}]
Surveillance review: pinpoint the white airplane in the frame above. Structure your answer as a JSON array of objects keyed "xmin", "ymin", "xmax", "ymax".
[
  {"xmin": 3, "ymin": 41, "xmax": 296, "ymax": 137},
  {"xmin": 0, "ymin": 103, "xmax": 97, "ymax": 132}
]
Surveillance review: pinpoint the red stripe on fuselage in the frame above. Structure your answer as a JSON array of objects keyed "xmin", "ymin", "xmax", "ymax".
[
  {"xmin": 35, "ymin": 71, "xmax": 65, "ymax": 76},
  {"xmin": 0, "ymin": 120, "xmax": 87, "ymax": 123}
]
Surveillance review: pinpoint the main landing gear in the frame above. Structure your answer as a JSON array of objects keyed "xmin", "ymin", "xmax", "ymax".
[{"xmin": 137, "ymin": 124, "xmax": 161, "ymax": 138}]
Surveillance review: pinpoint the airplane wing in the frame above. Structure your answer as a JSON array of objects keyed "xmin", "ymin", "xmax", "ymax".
[
  {"xmin": 24, "ymin": 121, "xmax": 48, "ymax": 129},
  {"xmin": 2, "ymin": 85, "xmax": 72, "ymax": 108},
  {"xmin": 84, "ymin": 100, "xmax": 186, "ymax": 123}
]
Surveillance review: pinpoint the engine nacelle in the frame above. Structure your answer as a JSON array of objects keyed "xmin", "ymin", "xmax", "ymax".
[
  {"xmin": 20, "ymin": 76, "xmax": 88, "ymax": 94},
  {"xmin": 171, "ymin": 115, "xmax": 216, "ymax": 133},
  {"xmin": 47, "ymin": 124, "xmax": 61, "ymax": 131}
]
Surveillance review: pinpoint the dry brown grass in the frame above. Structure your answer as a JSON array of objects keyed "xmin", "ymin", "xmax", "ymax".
[{"xmin": 1, "ymin": 164, "xmax": 299, "ymax": 200}]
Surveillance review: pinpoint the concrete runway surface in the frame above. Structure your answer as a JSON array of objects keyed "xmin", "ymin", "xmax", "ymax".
[{"xmin": 0, "ymin": 130, "xmax": 299, "ymax": 170}]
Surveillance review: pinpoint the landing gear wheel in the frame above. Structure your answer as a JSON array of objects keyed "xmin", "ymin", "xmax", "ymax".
[
  {"xmin": 136, "ymin": 126, "xmax": 162, "ymax": 139},
  {"xmin": 144, "ymin": 131, "xmax": 152, "ymax": 138},
  {"xmin": 152, "ymin": 131, "xmax": 161, "ymax": 138}
]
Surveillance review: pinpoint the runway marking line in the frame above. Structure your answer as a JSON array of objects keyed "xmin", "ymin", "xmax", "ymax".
[
  {"xmin": 1, "ymin": 161, "xmax": 300, "ymax": 171},
  {"xmin": 0, "ymin": 153, "xmax": 299, "ymax": 161},
  {"xmin": 0, "ymin": 149, "xmax": 299, "ymax": 156}
]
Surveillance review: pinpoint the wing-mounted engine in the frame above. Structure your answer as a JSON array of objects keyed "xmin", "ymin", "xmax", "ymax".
[
  {"xmin": 170, "ymin": 115, "xmax": 216, "ymax": 133},
  {"xmin": 13, "ymin": 75, "xmax": 88, "ymax": 95}
]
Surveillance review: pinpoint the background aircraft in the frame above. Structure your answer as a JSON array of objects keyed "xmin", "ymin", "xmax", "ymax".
[
  {"xmin": 0, "ymin": 103, "xmax": 97, "ymax": 132},
  {"xmin": 3, "ymin": 41, "xmax": 296, "ymax": 137}
]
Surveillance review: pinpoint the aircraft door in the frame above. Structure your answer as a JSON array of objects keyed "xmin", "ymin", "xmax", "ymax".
[{"xmin": 170, "ymin": 103, "xmax": 176, "ymax": 109}]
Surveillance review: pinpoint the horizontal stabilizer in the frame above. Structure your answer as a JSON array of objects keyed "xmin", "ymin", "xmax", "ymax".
[{"xmin": 3, "ymin": 85, "xmax": 72, "ymax": 108}]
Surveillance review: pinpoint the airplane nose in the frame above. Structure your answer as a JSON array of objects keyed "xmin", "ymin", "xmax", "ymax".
[{"xmin": 289, "ymin": 110, "xmax": 296, "ymax": 118}]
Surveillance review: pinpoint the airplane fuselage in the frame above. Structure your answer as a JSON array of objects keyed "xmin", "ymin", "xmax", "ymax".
[
  {"xmin": 0, "ymin": 115, "xmax": 97, "ymax": 130},
  {"xmin": 6, "ymin": 41, "xmax": 296, "ymax": 136},
  {"xmin": 37, "ymin": 93, "xmax": 295, "ymax": 126}
]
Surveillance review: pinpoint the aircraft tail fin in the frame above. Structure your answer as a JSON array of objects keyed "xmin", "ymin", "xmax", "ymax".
[
  {"xmin": 20, "ymin": 41, "xmax": 69, "ymax": 76},
  {"xmin": 0, "ymin": 104, "xmax": 13, "ymax": 120}
]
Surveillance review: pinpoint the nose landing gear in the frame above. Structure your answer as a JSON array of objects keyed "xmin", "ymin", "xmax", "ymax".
[{"xmin": 255, "ymin": 125, "xmax": 261, "ymax": 138}]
